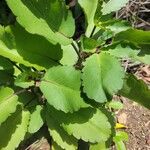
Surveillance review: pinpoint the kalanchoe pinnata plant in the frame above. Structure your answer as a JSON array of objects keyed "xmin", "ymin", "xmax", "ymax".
[{"xmin": 0, "ymin": 0, "xmax": 150, "ymax": 149}]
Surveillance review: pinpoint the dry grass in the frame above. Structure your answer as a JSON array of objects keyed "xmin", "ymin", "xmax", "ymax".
[{"xmin": 116, "ymin": 0, "xmax": 150, "ymax": 30}]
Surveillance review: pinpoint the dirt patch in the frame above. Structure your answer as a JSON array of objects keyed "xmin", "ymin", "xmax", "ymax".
[
  {"xmin": 116, "ymin": 97, "xmax": 150, "ymax": 150},
  {"xmin": 115, "ymin": 64, "xmax": 150, "ymax": 150}
]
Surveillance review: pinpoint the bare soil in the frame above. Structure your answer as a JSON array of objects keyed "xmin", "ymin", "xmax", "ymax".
[{"xmin": 117, "ymin": 98, "xmax": 150, "ymax": 150}]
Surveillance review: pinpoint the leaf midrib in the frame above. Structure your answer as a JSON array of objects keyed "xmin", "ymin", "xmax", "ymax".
[{"xmin": 42, "ymin": 79, "xmax": 79, "ymax": 93}]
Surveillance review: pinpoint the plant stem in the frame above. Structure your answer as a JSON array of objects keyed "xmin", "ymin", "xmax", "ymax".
[
  {"xmin": 76, "ymin": 41, "xmax": 82, "ymax": 52},
  {"xmin": 90, "ymin": 26, "xmax": 96, "ymax": 38},
  {"xmin": 9, "ymin": 60, "xmax": 23, "ymax": 72},
  {"xmin": 71, "ymin": 42, "xmax": 82, "ymax": 60}
]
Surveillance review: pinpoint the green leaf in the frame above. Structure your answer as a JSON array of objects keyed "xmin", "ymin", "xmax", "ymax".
[
  {"xmin": 114, "ymin": 29, "xmax": 150, "ymax": 45},
  {"xmin": 104, "ymin": 20, "xmax": 131, "ymax": 34},
  {"xmin": 107, "ymin": 101, "xmax": 123, "ymax": 110},
  {"xmin": 0, "ymin": 87, "xmax": 18, "ymax": 125},
  {"xmin": 15, "ymin": 71, "xmax": 35, "ymax": 88},
  {"xmin": 115, "ymin": 141, "xmax": 126, "ymax": 150},
  {"xmin": 113, "ymin": 131, "xmax": 128, "ymax": 150},
  {"xmin": 46, "ymin": 106, "xmax": 78, "ymax": 150},
  {"xmin": 0, "ymin": 24, "xmax": 62, "ymax": 70},
  {"xmin": 47, "ymin": 105, "xmax": 113, "ymax": 143},
  {"xmin": 82, "ymin": 53, "xmax": 124, "ymax": 103},
  {"xmin": 60, "ymin": 45, "xmax": 78, "ymax": 66},
  {"xmin": 6, "ymin": 0, "xmax": 75, "ymax": 45},
  {"xmin": 119, "ymin": 74, "xmax": 150, "ymax": 109},
  {"xmin": 0, "ymin": 56, "xmax": 13, "ymax": 71},
  {"xmin": 52, "ymin": 141, "xmax": 64, "ymax": 150},
  {"xmin": 81, "ymin": 36, "xmax": 99, "ymax": 52},
  {"xmin": 78, "ymin": 0, "xmax": 98, "ymax": 36},
  {"xmin": 28, "ymin": 105, "xmax": 44, "ymax": 134},
  {"xmin": 62, "ymin": 108, "xmax": 112, "ymax": 143},
  {"xmin": 90, "ymin": 142, "xmax": 108, "ymax": 150},
  {"xmin": 102, "ymin": 0, "xmax": 129, "ymax": 15},
  {"xmin": 114, "ymin": 131, "xmax": 128, "ymax": 142},
  {"xmin": 0, "ymin": 56, "xmax": 14, "ymax": 86},
  {"xmin": 0, "ymin": 70, "xmax": 14, "ymax": 86},
  {"xmin": 94, "ymin": 0, "xmax": 103, "ymax": 24},
  {"xmin": 40, "ymin": 66, "xmax": 88, "ymax": 113},
  {"xmin": 0, "ymin": 107, "xmax": 30, "ymax": 150},
  {"xmin": 106, "ymin": 44, "xmax": 150, "ymax": 65}
]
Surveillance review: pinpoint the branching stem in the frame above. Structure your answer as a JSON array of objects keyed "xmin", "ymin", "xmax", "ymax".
[{"xmin": 71, "ymin": 42, "xmax": 82, "ymax": 60}]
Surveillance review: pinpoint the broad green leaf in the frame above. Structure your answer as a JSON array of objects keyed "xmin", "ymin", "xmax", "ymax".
[
  {"xmin": 114, "ymin": 29, "xmax": 150, "ymax": 45},
  {"xmin": 0, "ymin": 87, "xmax": 18, "ymax": 125},
  {"xmin": 78, "ymin": 0, "xmax": 98, "ymax": 36},
  {"xmin": 102, "ymin": 0, "xmax": 129, "ymax": 15},
  {"xmin": 90, "ymin": 142, "xmax": 108, "ymax": 150},
  {"xmin": 62, "ymin": 108, "xmax": 112, "ymax": 143},
  {"xmin": 40, "ymin": 66, "xmax": 88, "ymax": 113},
  {"xmin": 119, "ymin": 74, "xmax": 150, "ymax": 109},
  {"xmin": 47, "ymin": 105, "xmax": 113, "ymax": 143},
  {"xmin": 6, "ymin": 0, "xmax": 75, "ymax": 45},
  {"xmin": 106, "ymin": 44, "xmax": 150, "ymax": 65},
  {"xmin": 0, "ymin": 107, "xmax": 30, "ymax": 150},
  {"xmin": 60, "ymin": 45, "xmax": 78, "ymax": 66},
  {"xmin": 82, "ymin": 53, "xmax": 124, "ymax": 103},
  {"xmin": 28, "ymin": 105, "xmax": 44, "ymax": 134},
  {"xmin": 46, "ymin": 106, "xmax": 78, "ymax": 150},
  {"xmin": 0, "ymin": 24, "xmax": 62, "ymax": 70}
]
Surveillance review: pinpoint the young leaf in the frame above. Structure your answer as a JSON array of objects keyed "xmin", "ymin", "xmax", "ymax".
[
  {"xmin": 119, "ymin": 74, "xmax": 150, "ymax": 109},
  {"xmin": 113, "ymin": 131, "xmax": 128, "ymax": 150},
  {"xmin": 0, "ymin": 24, "xmax": 62, "ymax": 70},
  {"xmin": 78, "ymin": 0, "xmax": 98, "ymax": 36},
  {"xmin": 0, "ymin": 87, "xmax": 18, "ymax": 125},
  {"xmin": 115, "ymin": 140, "xmax": 126, "ymax": 150},
  {"xmin": 81, "ymin": 36, "xmax": 99, "ymax": 52},
  {"xmin": 107, "ymin": 101, "xmax": 123, "ymax": 110},
  {"xmin": 15, "ymin": 71, "xmax": 35, "ymax": 88},
  {"xmin": 46, "ymin": 106, "xmax": 78, "ymax": 150},
  {"xmin": 0, "ymin": 107, "xmax": 30, "ymax": 150},
  {"xmin": 102, "ymin": 0, "xmax": 129, "ymax": 15},
  {"xmin": 28, "ymin": 105, "xmax": 44, "ymax": 134},
  {"xmin": 90, "ymin": 142, "xmax": 108, "ymax": 150},
  {"xmin": 40, "ymin": 66, "xmax": 89, "ymax": 113},
  {"xmin": 82, "ymin": 53, "xmax": 124, "ymax": 103},
  {"xmin": 6, "ymin": 0, "xmax": 75, "ymax": 45}
]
